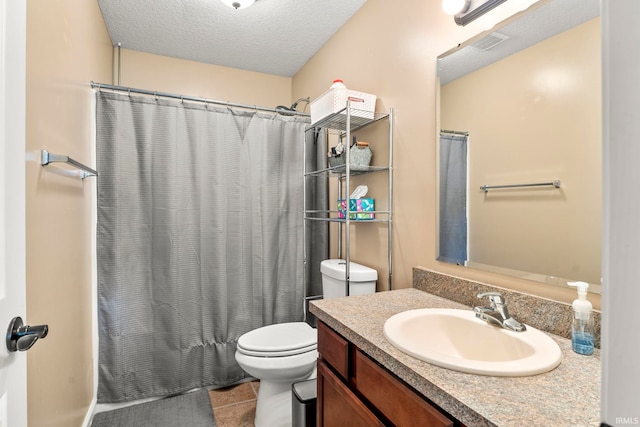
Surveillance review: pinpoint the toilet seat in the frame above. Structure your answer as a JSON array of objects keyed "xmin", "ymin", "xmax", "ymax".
[{"xmin": 237, "ymin": 322, "xmax": 317, "ymax": 357}]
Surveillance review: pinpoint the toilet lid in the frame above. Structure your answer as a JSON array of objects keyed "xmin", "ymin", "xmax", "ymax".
[{"xmin": 237, "ymin": 322, "xmax": 317, "ymax": 357}]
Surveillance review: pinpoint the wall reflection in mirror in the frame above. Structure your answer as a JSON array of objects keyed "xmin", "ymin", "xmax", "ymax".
[{"xmin": 437, "ymin": 0, "xmax": 601, "ymax": 292}]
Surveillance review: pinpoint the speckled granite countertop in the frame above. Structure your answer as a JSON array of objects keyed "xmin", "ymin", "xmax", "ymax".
[{"xmin": 310, "ymin": 288, "xmax": 600, "ymax": 427}]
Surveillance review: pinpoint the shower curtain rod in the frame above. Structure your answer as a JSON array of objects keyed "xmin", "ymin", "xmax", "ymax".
[{"xmin": 90, "ymin": 82, "xmax": 311, "ymax": 117}]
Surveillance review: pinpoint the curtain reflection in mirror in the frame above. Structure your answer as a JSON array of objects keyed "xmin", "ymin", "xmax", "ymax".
[{"xmin": 438, "ymin": 132, "xmax": 468, "ymax": 265}]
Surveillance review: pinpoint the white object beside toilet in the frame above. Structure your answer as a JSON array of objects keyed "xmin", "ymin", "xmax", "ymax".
[{"xmin": 234, "ymin": 259, "xmax": 377, "ymax": 427}]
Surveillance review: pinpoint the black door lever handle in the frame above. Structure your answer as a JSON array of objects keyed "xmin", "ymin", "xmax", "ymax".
[{"xmin": 6, "ymin": 316, "xmax": 49, "ymax": 352}]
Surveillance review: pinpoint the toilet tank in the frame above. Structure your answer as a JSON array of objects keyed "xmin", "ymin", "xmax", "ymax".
[{"xmin": 320, "ymin": 259, "xmax": 377, "ymax": 299}]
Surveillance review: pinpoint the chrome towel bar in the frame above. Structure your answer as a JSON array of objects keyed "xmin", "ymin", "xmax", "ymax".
[
  {"xmin": 41, "ymin": 150, "xmax": 98, "ymax": 179},
  {"xmin": 480, "ymin": 180, "xmax": 561, "ymax": 192}
]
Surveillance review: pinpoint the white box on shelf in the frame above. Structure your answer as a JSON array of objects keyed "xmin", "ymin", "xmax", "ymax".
[{"xmin": 310, "ymin": 87, "xmax": 377, "ymax": 125}]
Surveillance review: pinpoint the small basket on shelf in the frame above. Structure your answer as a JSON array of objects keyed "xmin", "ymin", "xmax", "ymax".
[{"xmin": 328, "ymin": 139, "xmax": 372, "ymax": 170}]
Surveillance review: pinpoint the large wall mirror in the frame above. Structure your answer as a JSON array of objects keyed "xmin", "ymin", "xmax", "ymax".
[{"xmin": 437, "ymin": 0, "xmax": 602, "ymax": 292}]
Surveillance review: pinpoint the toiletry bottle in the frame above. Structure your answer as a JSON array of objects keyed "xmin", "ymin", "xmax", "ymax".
[
  {"xmin": 568, "ymin": 281, "xmax": 594, "ymax": 355},
  {"xmin": 330, "ymin": 79, "xmax": 347, "ymax": 90}
]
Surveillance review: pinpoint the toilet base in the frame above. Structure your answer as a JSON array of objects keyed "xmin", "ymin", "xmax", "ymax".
[{"xmin": 254, "ymin": 370, "xmax": 316, "ymax": 427}]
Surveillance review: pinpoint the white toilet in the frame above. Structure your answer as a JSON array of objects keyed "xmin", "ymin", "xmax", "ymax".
[{"xmin": 234, "ymin": 259, "xmax": 377, "ymax": 427}]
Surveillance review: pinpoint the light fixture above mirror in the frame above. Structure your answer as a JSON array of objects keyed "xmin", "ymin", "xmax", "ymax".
[
  {"xmin": 442, "ymin": 0, "xmax": 471, "ymax": 16},
  {"xmin": 221, "ymin": 0, "xmax": 256, "ymax": 10},
  {"xmin": 443, "ymin": 0, "xmax": 509, "ymax": 26}
]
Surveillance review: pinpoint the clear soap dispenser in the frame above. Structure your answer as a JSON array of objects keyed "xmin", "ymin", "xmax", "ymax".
[{"xmin": 568, "ymin": 281, "xmax": 594, "ymax": 355}]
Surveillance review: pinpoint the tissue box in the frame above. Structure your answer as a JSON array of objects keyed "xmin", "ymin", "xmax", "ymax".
[{"xmin": 338, "ymin": 198, "xmax": 375, "ymax": 220}]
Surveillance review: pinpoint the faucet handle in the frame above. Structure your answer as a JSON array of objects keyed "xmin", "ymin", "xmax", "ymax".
[{"xmin": 477, "ymin": 292, "xmax": 505, "ymax": 306}]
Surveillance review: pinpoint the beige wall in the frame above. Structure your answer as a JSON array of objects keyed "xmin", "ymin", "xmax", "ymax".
[
  {"xmin": 293, "ymin": 0, "xmax": 600, "ymax": 307},
  {"xmin": 25, "ymin": 0, "xmax": 112, "ymax": 426},
  {"xmin": 115, "ymin": 48, "xmax": 293, "ymax": 108},
  {"xmin": 441, "ymin": 18, "xmax": 601, "ymax": 285}
]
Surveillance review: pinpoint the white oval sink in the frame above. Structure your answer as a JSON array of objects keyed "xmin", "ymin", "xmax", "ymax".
[{"xmin": 383, "ymin": 308, "xmax": 562, "ymax": 376}]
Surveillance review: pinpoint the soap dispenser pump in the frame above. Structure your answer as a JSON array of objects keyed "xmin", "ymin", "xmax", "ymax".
[{"xmin": 568, "ymin": 281, "xmax": 594, "ymax": 355}]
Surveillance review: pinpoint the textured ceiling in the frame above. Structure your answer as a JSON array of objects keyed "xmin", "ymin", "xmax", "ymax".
[
  {"xmin": 439, "ymin": 0, "xmax": 600, "ymax": 84},
  {"xmin": 97, "ymin": 0, "xmax": 367, "ymax": 77}
]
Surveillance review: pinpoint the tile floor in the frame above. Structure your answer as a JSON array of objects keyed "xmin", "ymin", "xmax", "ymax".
[{"xmin": 208, "ymin": 380, "xmax": 259, "ymax": 427}]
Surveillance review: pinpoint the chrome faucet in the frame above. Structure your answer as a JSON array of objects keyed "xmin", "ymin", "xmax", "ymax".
[{"xmin": 473, "ymin": 292, "xmax": 526, "ymax": 332}]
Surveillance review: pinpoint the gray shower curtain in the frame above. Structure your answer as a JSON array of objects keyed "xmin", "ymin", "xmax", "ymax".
[
  {"xmin": 95, "ymin": 90, "xmax": 326, "ymax": 403},
  {"xmin": 438, "ymin": 132, "xmax": 468, "ymax": 265}
]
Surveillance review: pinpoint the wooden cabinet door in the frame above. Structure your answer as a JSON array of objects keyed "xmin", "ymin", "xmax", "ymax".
[
  {"xmin": 353, "ymin": 349, "xmax": 454, "ymax": 427},
  {"xmin": 318, "ymin": 321, "xmax": 349, "ymax": 379},
  {"xmin": 317, "ymin": 360, "xmax": 384, "ymax": 427}
]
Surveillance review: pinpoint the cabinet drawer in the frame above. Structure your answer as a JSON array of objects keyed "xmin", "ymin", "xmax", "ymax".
[
  {"xmin": 317, "ymin": 360, "xmax": 384, "ymax": 427},
  {"xmin": 318, "ymin": 321, "xmax": 349, "ymax": 379},
  {"xmin": 353, "ymin": 349, "xmax": 454, "ymax": 427}
]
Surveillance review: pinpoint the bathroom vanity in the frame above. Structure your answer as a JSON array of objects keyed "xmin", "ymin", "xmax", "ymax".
[
  {"xmin": 310, "ymin": 288, "xmax": 600, "ymax": 427},
  {"xmin": 317, "ymin": 320, "xmax": 457, "ymax": 426}
]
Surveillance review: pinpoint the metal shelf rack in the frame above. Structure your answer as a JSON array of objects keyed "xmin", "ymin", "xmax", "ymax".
[{"xmin": 303, "ymin": 100, "xmax": 393, "ymax": 299}]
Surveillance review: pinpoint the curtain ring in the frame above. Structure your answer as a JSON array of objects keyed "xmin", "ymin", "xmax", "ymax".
[
  {"xmin": 180, "ymin": 95, "xmax": 184, "ymax": 104},
  {"xmin": 154, "ymin": 91, "xmax": 158, "ymax": 101},
  {"xmin": 127, "ymin": 88, "xmax": 131, "ymax": 98}
]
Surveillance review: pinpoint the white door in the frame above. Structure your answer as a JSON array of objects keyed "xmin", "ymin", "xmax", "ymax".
[{"xmin": 0, "ymin": 0, "xmax": 27, "ymax": 426}]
